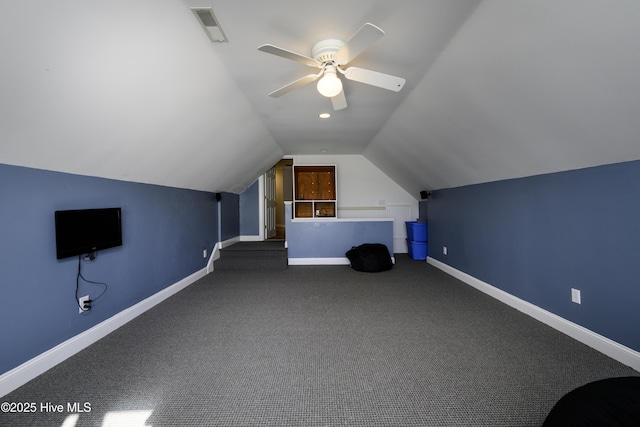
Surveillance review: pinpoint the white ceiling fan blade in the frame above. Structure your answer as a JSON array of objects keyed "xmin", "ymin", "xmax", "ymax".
[
  {"xmin": 258, "ymin": 44, "xmax": 319, "ymax": 68},
  {"xmin": 343, "ymin": 67, "xmax": 405, "ymax": 92},
  {"xmin": 331, "ymin": 90, "xmax": 347, "ymax": 111},
  {"xmin": 335, "ymin": 23, "xmax": 384, "ymax": 65},
  {"xmin": 268, "ymin": 73, "xmax": 320, "ymax": 98}
]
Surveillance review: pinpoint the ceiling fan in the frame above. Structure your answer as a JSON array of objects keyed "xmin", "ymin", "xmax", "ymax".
[{"xmin": 258, "ymin": 23, "xmax": 406, "ymax": 111}]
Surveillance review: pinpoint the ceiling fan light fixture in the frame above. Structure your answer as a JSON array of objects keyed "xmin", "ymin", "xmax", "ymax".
[
  {"xmin": 259, "ymin": 23, "xmax": 403, "ymax": 111},
  {"xmin": 317, "ymin": 66, "xmax": 343, "ymax": 98}
]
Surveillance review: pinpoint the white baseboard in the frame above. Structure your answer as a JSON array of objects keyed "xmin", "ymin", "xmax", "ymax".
[
  {"xmin": 207, "ymin": 242, "xmax": 220, "ymax": 273},
  {"xmin": 0, "ymin": 267, "xmax": 209, "ymax": 397},
  {"xmin": 289, "ymin": 257, "xmax": 351, "ymax": 265},
  {"xmin": 288, "ymin": 256, "xmax": 396, "ymax": 266},
  {"xmin": 219, "ymin": 236, "xmax": 240, "ymax": 248},
  {"xmin": 427, "ymin": 257, "xmax": 640, "ymax": 372},
  {"xmin": 240, "ymin": 235, "xmax": 263, "ymax": 242}
]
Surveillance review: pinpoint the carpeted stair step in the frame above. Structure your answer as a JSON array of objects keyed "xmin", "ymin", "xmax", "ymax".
[
  {"xmin": 220, "ymin": 249, "xmax": 286, "ymax": 258},
  {"xmin": 214, "ymin": 255, "xmax": 287, "ymax": 271},
  {"xmin": 214, "ymin": 241, "xmax": 288, "ymax": 271}
]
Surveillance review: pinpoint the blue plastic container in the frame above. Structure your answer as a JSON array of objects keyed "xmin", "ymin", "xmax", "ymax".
[
  {"xmin": 405, "ymin": 221, "xmax": 428, "ymax": 242},
  {"xmin": 407, "ymin": 240, "xmax": 427, "ymax": 260}
]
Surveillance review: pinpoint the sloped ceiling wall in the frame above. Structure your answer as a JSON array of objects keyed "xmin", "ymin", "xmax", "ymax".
[
  {"xmin": 1, "ymin": 1, "xmax": 640, "ymax": 195},
  {"xmin": 366, "ymin": 0, "xmax": 640, "ymax": 195},
  {"xmin": 0, "ymin": 0, "xmax": 283, "ymax": 193}
]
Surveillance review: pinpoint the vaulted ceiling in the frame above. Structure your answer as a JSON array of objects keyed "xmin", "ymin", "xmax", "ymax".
[{"xmin": 2, "ymin": 1, "xmax": 640, "ymax": 196}]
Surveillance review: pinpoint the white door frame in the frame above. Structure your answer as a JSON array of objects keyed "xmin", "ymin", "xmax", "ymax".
[
  {"xmin": 258, "ymin": 157, "xmax": 293, "ymax": 241},
  {"xmin": 257, "ymin": 175, "xmax": 265, "ymax": 241},
  {"xmin": 264, "ymin": 166, "xmax": 277, "ymax": 239}
]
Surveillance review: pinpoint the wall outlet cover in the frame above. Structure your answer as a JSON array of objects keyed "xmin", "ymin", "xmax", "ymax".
[
  {"xmin": 78, "ymin": 295, "xmax": 90, "ymax": 314},
  {"xmin": 571, "ymin": 288, "xmax": 581, "ymax": 304}
]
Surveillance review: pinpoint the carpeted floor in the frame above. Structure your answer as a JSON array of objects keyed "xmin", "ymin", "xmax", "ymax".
[{"xmin": 2, "ymin": 255, "xmax": 637, "ymax": 426}]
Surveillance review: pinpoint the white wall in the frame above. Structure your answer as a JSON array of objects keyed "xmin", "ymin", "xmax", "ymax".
[{"xmin": 290, "ymin": 154, "xmax": 419, "ymax": 253}]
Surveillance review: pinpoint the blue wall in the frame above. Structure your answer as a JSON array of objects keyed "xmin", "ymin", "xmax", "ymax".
[
  {"xmin": 239, "ymin": 180, "xmax": 260, "ymax": 236},
  {"xmin": 285, "ymin": 204, "xmax": 394, "ymax": 259},
  {"xmin": 219, "ymin": 192, "xmax": 240, "ymax": 241},
  {"xmin": 0, "ymin": 164, "xmax": 218, "ymax": 375},
  {"xmin": 418, "ymin": 200, "xmax": 428, "ymax": 222},
  {"xmin": 428, "ymin": 160, "xmax": 640, "ymax": 352}
]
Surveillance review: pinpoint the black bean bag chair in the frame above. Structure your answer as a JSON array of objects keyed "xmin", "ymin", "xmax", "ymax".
[
  {"xmin": 346, "ymin": 243, "xmax": 393, "ymax": 272},
  {"xmin": 543, "ymin": 376, "xmax": 640, "ymax": 426}
]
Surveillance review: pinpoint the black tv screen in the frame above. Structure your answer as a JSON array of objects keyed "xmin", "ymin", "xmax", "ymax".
[{"xmin": 55, "ymin": 208, "xmax": 122, "ymax": 259}]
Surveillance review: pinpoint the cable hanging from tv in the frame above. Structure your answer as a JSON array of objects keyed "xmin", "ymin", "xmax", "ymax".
[{"xmin": 76, "ymin": 254, "xmax": 108, "ymax": 312}]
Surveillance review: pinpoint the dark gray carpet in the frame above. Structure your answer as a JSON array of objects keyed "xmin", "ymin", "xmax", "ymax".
[{"xmin": 2, "ymin": 255, "xmax": 637, "ymax": 426}]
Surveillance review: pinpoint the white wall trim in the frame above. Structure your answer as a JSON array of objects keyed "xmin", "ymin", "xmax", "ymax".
[
  {"xmin": 288, "ymin": 256, "xmax": 396, "ymax": 266},
  {"xmin": 258, "ymin": 174, "xmax": 265, "ymax": 241},
  {"xmin": 0, "ymin": 267, "xmax": 209, "ymax": 397},
  {"xmin": 291, "ymin": 217, "xmax": 394, "ymax": 223},
  {"xmin": 289, "ymin": 257, "xmax": 351, "ymax": 266},
  {"xmin": 207, "ymin": 242, "xmax": 220, "ymax": 273},
  {"xmin": 219, "ymin": 236, "xmax": 240, "ymax": 249},
  {"xmin": 240, "ymin": 235, "xmax": 263, "ymax": 242},
  {"xmin": 427, "ymin": 257, "xmax": 640, "ymax": 372}
]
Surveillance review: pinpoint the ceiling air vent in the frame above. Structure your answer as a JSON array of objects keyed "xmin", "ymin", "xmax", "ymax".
[{"xmin": 191, "ymin": 8, "xmax": 228, "ymax": 43}]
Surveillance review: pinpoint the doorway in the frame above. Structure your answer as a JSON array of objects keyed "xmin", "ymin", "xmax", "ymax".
[{"xmin": 264, "ymin": 158, "xmax": 293, "ymax": 241}]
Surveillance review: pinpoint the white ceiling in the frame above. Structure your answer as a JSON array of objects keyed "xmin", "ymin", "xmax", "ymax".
[{"xmin": 2, "ymin": 0, "xmax": 640, "ymax": 196}]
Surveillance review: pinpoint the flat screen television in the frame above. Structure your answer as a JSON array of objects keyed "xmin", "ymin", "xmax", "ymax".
[{"xmin": 55, "ymin": 208, "xmax": 122, "ymax": 259}]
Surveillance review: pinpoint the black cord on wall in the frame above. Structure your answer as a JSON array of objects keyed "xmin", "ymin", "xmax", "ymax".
[{"xmin": 75, "ymin": 254, "xmax": 108, "ymax": 312}]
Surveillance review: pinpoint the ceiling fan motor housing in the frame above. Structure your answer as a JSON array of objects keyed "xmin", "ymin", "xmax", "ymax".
[{"xmin": 311, "ymin": 39, "xmax": 345, "ymax": 65}]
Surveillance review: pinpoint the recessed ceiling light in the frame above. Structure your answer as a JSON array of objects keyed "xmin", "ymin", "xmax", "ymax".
[
  {"xmin": 320, "ymin": 149, "xmax": 328, "ymax": 152},
  {"xmin": 318, "ymin": 113, "xmax": 331, "ymax": 119}
]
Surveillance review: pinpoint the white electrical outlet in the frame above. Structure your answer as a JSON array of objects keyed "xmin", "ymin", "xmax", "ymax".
[
  {"xmin": 203, "ymin": 249, "xmax": 207, "ymax": 258},
  {"xmin": 443, "ymin": 246, "xmax": 448, "ymax": 255},
  {"xmin": 571, "ymin": 288, "xmax": 581, "ymax": 304},
  {"xmin": 78, "ymin": 295, "xmax": 90, "ymax": 314}
]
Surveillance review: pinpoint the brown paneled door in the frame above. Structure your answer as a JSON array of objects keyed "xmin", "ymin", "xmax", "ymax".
[{"xmin": 264, "ymin": 166, "xmax": 277, "ymax": 239}]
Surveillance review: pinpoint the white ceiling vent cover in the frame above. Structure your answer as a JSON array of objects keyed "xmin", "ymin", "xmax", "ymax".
[{"xmin": 191, "ymin": 8, "xmax": 228, "ymax": 42}]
